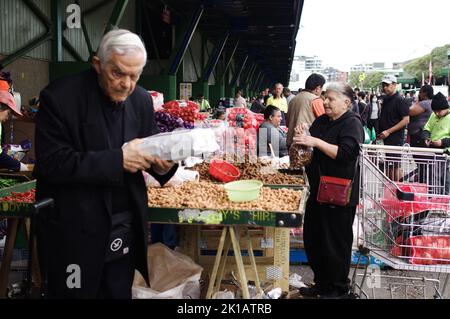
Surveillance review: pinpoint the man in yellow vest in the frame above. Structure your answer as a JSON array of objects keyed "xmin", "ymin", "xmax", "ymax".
[
  {"xmin": 197, "ymin": 93, "xmax": 211, "ymax": 112},
  {"xmin": 266, "ymin": 83, "xmax": 288, "ymax": 126}
]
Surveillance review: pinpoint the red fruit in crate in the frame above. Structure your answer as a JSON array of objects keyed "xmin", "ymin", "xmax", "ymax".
[
  {"xmin": 235, "ymin": 128, "xmax": 245, "ymax": 137},
  {"xmin": 434, "ymin": 248, "xmax": 445, "ymax": 260},
  {"xmin": 437, "ymin": 238, "xmax": 447, "ymax": 248},
  {"xmin": 414, "ymin": 238, "xmax": 423, "ymax": 247},
  {"xmin": 421, "ymin": 252, "xmax": 433, "ymax": 265},
  {"xmin": 391, "ymin": 246, "xmax": 402, "ymax": 257},
  {"xmin": 187, "ymin": 101, "xmax": 200, "ymax": 111}
]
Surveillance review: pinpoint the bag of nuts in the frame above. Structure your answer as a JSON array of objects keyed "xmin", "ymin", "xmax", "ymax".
[{"xmin": 289, "ymin": 124, "xmax": 313, "ymax": 169}]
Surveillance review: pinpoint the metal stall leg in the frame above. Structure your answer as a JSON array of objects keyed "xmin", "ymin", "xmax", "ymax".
[
  {"xmin": 27, "ymin": 199, "xmax": 54, "ymax": 299},
  {"xmin": 206, "ymin": 227, "xmax": 227, "ymax": 299},
  {"xmin": 0, "ymin": 218, "xmax": 19, "ymax": 298},
  {"xmin": 229, "ymin": 226, "xmax": 250, "ymax": 299}
]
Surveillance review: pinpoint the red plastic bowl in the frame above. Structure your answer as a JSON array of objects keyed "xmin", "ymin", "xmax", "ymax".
[{"xmin": 209, "ymin": 160, "xmax": 241, "ymax": 183}]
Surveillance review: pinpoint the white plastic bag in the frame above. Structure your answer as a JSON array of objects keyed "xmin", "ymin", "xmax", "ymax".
[
  {"xmin": 143, "ymin": 167, "xmax": 199, "ymax": 188},
  {"xmin": 212, "ymin": 290, "xmax": 235, "ymax": 299},
  {"xmin": 137, "ymin": 128, "xmax": 220, "ymax": 161},
  {"xmin": 288, "ymin": 273, "xmax": 307, "ymax": 288}
]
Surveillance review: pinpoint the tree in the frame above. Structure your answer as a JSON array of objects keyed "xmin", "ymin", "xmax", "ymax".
[
  {"xmin": 404, "ymin": 44, "xmax": 450, "ymax": 81},
  {"xmin": 348, "ymin": 71, "xmax": 385, "ymax": 90}
]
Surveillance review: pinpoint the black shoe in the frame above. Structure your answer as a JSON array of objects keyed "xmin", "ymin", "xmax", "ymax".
[
  {"xmin": 317, "ymin": 290, "xmax": 351, "ymax": 299},
  {"xmin": 299, "ymin": 284, "xmax": 323, "ymax": 297}
]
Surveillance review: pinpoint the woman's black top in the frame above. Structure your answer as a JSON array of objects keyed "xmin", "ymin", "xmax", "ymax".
[{"xmin": 306, "ymin": 110, "xmax": 364, "ymax": 207}]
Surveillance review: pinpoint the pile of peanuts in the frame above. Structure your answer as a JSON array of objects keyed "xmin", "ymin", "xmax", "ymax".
[
  {"xmin": 190, "ymin": 158, "xmax": 305, "ymax": 185},
  {"xmin": 147, "ymin": 181, "xmax": 302, "ymax": 212}
]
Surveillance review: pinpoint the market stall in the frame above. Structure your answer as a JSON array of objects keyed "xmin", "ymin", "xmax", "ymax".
[
  {"xmin": 0, "ymin": 174, "xmax": 37, "ymax": 298},
  {"xmin": 137, "ymin": 98, "xmax": 310, "ymax": 298}
]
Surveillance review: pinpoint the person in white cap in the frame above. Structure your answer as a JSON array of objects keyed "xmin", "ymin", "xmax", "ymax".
[
  {"xmin": 0, "ymin": 90, "xmax": 28, "ymax": 171},
  {"xmin": 377, "ymin": 74, "xmax": 410, "ymax": 181}
]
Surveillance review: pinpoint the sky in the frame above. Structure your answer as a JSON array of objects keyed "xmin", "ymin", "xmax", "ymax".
[{"xmin": 295, "ymin": 0, "xmax": 450, "ymax": 71}]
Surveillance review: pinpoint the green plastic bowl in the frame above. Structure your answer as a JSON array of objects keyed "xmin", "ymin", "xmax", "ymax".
[{"xmin": 224, "ymin": 180, "xmax": 263, "ymax": 202}]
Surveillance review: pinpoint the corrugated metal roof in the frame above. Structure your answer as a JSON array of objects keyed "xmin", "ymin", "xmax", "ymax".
[
  {"xmin": 0, "ymin": 0, "xmax": 50, "ymax": 60},
  {"xmin": 0, "ymin": 0, "xmax": 136, "ymax": 62},
  {"xmin": 159, "ymin": 0, "xmax": 304, "ymax": 85}
]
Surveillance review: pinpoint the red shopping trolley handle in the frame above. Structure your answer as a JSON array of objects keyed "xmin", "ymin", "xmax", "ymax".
[{"xmin": 396, "ymin": 189, "xmax": 414, "ymax": 201}]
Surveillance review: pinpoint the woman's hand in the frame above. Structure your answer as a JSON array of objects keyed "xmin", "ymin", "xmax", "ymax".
[
  {"xmin": 293, "ymin": 125, "xmax": 303, "ymax": 137},
  {"xmin": 293, "ymin": 135, "xmax": 317, "ymax": 148}
]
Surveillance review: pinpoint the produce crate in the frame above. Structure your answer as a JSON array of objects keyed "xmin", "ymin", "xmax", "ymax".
[
  {"xmin": 0, "ymin": 180, "xmax": 36, "ymax": 218},
  {"xmin": 147, "ymin": 185, "xmax": 308, "ymax": 228}
]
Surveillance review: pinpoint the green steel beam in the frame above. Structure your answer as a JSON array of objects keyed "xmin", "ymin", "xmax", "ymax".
[
  {"xmin": 240, "ymin": 62, "xmax": 252, "ymax": 86},
  {"xmin": 84, "ymin": 0, "xmax": 111, "ymax": 16},
  {"xmin": 63, "ymin": 37, "xmax": 84, "ymax": 62},
  {"xmin": 245, "ymin": 63, "xmax": 258, "ymax": 87},
  {"xmin": 167, "ymin": 5, "xmax": 204, "ymax": 76},
  {"xmin": 51, "ymin": 0, "xmax": 62, "ymax": 61},
  {"xmin": 0, "ymin": 0, "xmax": 53, "ymax": 67},
  {"xmin": 230, "ymin": 55, "xmax": 248, "ymax": 87},
  {"xmin": 63, "ymin": 0, "xmax": 111, "ymax": 31},
  {"xmin": 105, "ymin": 0, "xmax": 129, "ymax": 33},
  {"xmin": 201, "ymin": 32, "xmax": 230, "ymax": 82},
  {"xmin": 221, "ymin": 39, "xmax": 240, "ymax": 82},
  {"xmin": 241, "ymin": 61, "xmax": 256, "ymax": 87},
  {"xmin": 23, "ymin": 0, "xmax": 51, "ymax": 27},
  {"xmin": 203, "ymin": 41, "xmax": 213, "ymax": 79},
  {"xmin": 188, "ymin": 46, "xmax": 200, "ymax": 79},
  {"xmin": 0, "ymin": 33, "xmax": 52, "ymax": 68},
  {"xmin": 135, "ymin": 0, "xmax": 143, "ymax": 36},
  {"xmin": 143, "ymin": 5, "xmax": 162, "ymax": 70},
  {"xmin": 256, "ymin": 75, "xmax": 265, "ymax": 91},
  {"xmin": 74, "ymin": 0, "xmax": 94, "ymax": 60},
  {"xmin": 252, "ymin": 71, "xmax": 263, "ymax": 91}
]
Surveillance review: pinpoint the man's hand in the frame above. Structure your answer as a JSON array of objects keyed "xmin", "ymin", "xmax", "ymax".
[
  {"xmin": 122, "ymin": 139, "xmax": 155, "ymax": 173},
  {"xmin": 152, "ymin": 159, "xmax": 175, "ymax": 175},
  {"xmin": 378, "ymin": 130, "xmax": 390, "ymax": 140},
  {"xmin": 430, "ymin": 140, "xmax": 442, "ymax": 148}
]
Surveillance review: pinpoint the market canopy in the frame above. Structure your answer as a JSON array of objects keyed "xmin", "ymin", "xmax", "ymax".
[{"xmin": 160, "ymin": 0, "xmax": 304, "ymax": 86}]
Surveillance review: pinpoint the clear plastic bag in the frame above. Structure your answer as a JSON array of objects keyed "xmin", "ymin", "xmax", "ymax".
[{"xmin": 289, "ymin": 124, "xmax": 313, "ymax": 169}]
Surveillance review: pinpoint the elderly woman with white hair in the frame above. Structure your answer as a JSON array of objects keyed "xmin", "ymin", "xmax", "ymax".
[
  {"xmin": 35, "ymin": 29, "xmax": 178, "ymax": 298},
  {"xmin": 293, "ymin": 82, "xmax": 364, "ymax": 299}
]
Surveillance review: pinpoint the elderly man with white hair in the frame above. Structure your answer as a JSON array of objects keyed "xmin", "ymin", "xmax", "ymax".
[{"xmin": 35, "ymin": 29, "xmax": 177, "ymax": 298}]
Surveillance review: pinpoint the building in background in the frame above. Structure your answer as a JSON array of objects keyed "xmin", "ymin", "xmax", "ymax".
[
  {"xmin": 289, "ymin": 55, "xmax": 347, "ymax": 91},
  {"xmin": 322, "ymin": 67, "xmax": 348, "ymax": 83}
]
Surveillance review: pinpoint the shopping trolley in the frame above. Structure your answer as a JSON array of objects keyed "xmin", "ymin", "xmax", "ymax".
[{"xmin": 351, "ymin": 144, "xmax": 450, "ymax": 299}]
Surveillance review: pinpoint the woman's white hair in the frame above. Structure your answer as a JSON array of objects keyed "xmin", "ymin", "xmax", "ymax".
[
  {"xmin": 97, "ymin": 29, "xmax": 147, "ymax": 67},
  {"xmin": 325, "ymin": 82, "xmax": 354, "ymax": 102}
]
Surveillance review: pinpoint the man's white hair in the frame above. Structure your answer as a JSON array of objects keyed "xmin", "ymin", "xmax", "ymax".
[{"xmin": 97, "ymin": 29, "xmax": 147, "ymax": 67}]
